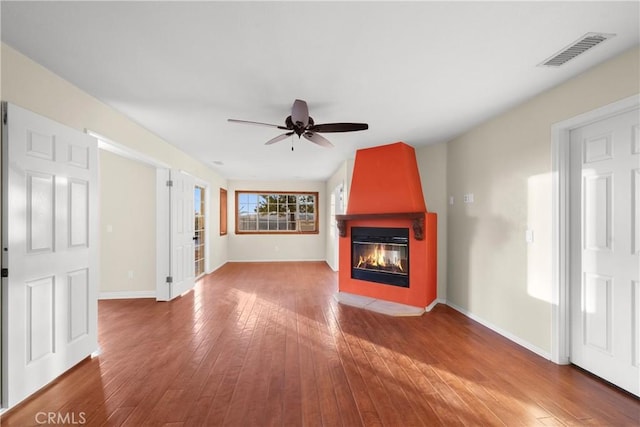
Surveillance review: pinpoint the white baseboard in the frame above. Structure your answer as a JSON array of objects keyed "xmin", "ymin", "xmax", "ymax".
[
  {"xmin": 425, "ymin": 298, "xmax": 446, "ymax": 312},
  {"xmin": 99, "ymin": 290, "xmax": 156, "ymax": 300},
  {"xmin": 446, "ymin": 301, "xmax": 551, "ymax": 361}
]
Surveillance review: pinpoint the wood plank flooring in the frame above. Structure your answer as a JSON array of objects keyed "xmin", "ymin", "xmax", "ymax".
[{"xmin": 2, "ymin": 261, "xmax": 638, "ymax": 426}]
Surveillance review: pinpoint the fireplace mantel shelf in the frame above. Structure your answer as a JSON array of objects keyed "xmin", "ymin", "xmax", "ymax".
[{"xmin": 335, "ymin": 212, "xmax": 425, "ymax": 240}]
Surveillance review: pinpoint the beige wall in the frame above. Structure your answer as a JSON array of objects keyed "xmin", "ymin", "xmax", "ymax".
[
  {"xmin": 100, "ymin": 150, "xmax": 156, "ymax": 292},
  {"xmin": 1, "ymin": 43, "xmax": 228, "ymax": 293},
  {"xmin": 227, "ymin": 179, "xmax": 327, "ymax": 262},
  {"xmin": 415, "ymin": 142, "xmax": 448, "ymax": 300},
  {"xmin": 325, "ymin": 160, "xmax": 349, "ymax": 271},
  {"xmin": 446, "ymin": 47, "xmax": 640, "ymax": 354}
]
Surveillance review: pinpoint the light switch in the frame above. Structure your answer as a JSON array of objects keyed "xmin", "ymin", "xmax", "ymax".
[
  {"xmin": 106, "ymin": 224, "xmax": 113, "ymax": 233},
  {"xmin": 449, "ymin": 196, "xmax": 454, "ymax": 205},
  {"xmin": 463, "ymin": 193, "xmax": 474, "ymax": 203},
  {"xmin": 525, "ymin": 229, "xmax": 534, "ymax": 243}
]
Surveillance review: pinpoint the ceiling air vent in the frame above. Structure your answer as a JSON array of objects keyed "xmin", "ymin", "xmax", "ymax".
[{"xmin": 539, "ymin": 32, "xmax": 615, "ymax": 67}]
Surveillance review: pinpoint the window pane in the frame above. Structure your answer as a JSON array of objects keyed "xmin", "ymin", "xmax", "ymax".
[
  {"xmin": 238, "ymin": 201, "xmax": 249, "ymax": 215},
  {"xmin": 257, "ymin": 212, "xmax": 268, "ymax": 230},
  {"xmin": 235, "ymin": 191, "xmax": 317, "ymax": 234},
  {"xmin": 194, "ymin": 187, "xmax": 202, "ymax": 215},
  {"xmin": 258, "ymin": 194, "xmax": 268, "ymax": 210}
]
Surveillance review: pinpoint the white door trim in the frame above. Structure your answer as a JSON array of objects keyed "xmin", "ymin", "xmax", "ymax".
[
  {"xmin": 86, "ymin": 130, "xmax": 172, "ymax": 301},
  {"xmin": 551, "ymin": 94, "xmax": 639, "ymax": 364},
  {"xmin": 87, "ymin": 130, "xmax": 169, "ymax": 169},
  {"xmin": 156, "ymin": 168, "xmax": 171, "ymax": 301}
]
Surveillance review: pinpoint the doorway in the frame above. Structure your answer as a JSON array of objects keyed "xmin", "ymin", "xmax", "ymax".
[
  {"xmin": 551, "ymin": 94, "xmax": 639, "ymax": 396},
  {"xmin": 568, "ymin": 107, "xmax": 639, "ymax": 395}
]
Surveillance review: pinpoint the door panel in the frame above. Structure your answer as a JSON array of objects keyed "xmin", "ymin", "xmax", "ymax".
[
  {"xmin": 634, "ymin": 168, "xmax": 640, "ymax": 254},
  {"xmin": 2, "ymin": 103, "xmax": 99, "ymax": 409},
  {"xmin": 27, "ymin": 172, "xmax": 55, "ymax": 253},
  {"xmin": 583, "ymin": 174, "xmax": 612, "ymax": 251},
  {"xmin": 634, "ymin": 280, "xmax": 640, "ymax": 368},
  {"xmin": 68, "ymin": 268, "xmax": 89, "ymax": 342},
  {"xmin": 69, "ymin": 179, "xmax": 89, "ymax": 247},
  {"xmin": 570, "ymin": 108, "xmax": 640, "ymax": 396},
  {"xmin": 26, "ymin": 276, "xmax": 55, "ymax": 363},
  {"xmin": 582, "ymin": 273, "xmax": 612, "ymax": 353}
]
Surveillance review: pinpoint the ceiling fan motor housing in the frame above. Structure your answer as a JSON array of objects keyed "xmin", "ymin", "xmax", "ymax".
[{"xmin": 285, "ymin": 115, "xmax": 314, "ymax": 137}]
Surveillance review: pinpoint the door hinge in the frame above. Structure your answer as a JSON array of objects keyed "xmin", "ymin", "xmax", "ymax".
[
  {"xmin": 166, "ymin": 180, "xmax": 173, "ymax": 187},
  {"xmin": 1, "ymin": 268, "xmax": 8, "ymax": 278},
  {"xmin": 166, "ymin": 276, "xmax": 173, "ymax": 283}
]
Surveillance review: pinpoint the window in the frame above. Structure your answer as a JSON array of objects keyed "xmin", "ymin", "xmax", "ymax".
[
  {"xmin": 220, "ymin": 188, "xmax": 227, "ymax": 236},
  {"xmin": 235, "ymin": 191, "xmax": 318, "ymax": 234},
  {"xmin": 194, "ymin": 185, "xmax": 206, "ymax": 277}
]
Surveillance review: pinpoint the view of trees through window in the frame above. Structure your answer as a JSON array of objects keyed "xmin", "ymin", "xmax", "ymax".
[{"xmin": 236, "ymin": 191, "xmax": 318, "ymax": 233}]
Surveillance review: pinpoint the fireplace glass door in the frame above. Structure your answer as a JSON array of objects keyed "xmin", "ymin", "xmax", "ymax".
[{"xmin": 351, "ymin": 227, "xmax": 409, "ymax": 287}]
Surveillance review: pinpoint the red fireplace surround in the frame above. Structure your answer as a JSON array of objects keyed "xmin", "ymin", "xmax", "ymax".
[{"xmin": 337, "ymin": 142, "xmax": 437, "ymax": 309}]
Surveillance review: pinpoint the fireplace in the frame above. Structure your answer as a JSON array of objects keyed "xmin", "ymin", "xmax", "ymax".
[
  {"xmin": 351, "ymin": 227, "xmax": 409, "ymax": 287},
  {"xmin": 336, "ymin": 142, "xmax": 437, "ymax": 309}
]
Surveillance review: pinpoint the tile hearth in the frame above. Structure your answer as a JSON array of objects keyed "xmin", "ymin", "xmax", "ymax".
[{"xmin": 334, "ymin": 292, "xmax": 425, "ymax": 317}]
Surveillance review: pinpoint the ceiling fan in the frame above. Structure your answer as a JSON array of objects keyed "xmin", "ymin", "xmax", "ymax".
[{"xmin": 228, "ymin": 99, "xmax": 368, "ymax": 149}]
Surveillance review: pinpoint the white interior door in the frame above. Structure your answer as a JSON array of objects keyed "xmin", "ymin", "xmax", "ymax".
[
  {"xmin": 1, "ymin": 103, "xmax": 99, "ymax": 409},
  {"xmin": 169, "ymin": 170, "xmax": 195, "ymax": 298},
  {"xmin": 570, "ymin": 108, "xmax": 639, "ymax": 396}
]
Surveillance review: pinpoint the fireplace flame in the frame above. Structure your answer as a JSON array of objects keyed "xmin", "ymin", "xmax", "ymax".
[{"xmin": 356, "ymin": 244, "xmax": 404, "ymax": 272}]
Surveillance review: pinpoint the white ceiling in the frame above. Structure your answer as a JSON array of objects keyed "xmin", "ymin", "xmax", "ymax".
[{"xmin": 1, "ymin": 1, "xmax": 639, "ymax": 180}]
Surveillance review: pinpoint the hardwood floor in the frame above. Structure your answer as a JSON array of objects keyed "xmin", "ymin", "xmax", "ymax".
[{"xmin": 2, "ymin": 262, "xmax": 638, "ymax": 426}]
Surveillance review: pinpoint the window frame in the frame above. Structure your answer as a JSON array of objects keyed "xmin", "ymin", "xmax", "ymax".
[
  {"xmin": 220, "ymin": 188, "xmax": 228, "ymax": 236},
  {"xmin": 235, "ymin": 190, "xmax": 319, "ymax": 235}
]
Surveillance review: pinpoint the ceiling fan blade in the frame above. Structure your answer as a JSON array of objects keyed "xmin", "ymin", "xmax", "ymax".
[
  {"xmin": 308, "ymin": 122, "xmax": 369, "ymax": 133},
  {"xmin": 228, "ymin": 118, "xmax": 288, "ymax": 130},
  {"xmin": 265, "ymin": 132, "xmax": 294, "ymax": 145},
  {"xmin": 303, "ymin": 132, "xmax": 334, "ymax": 148},
  {"xmin": 291, "ymin": 99, "xmax": 309, "ymax": 127}
]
